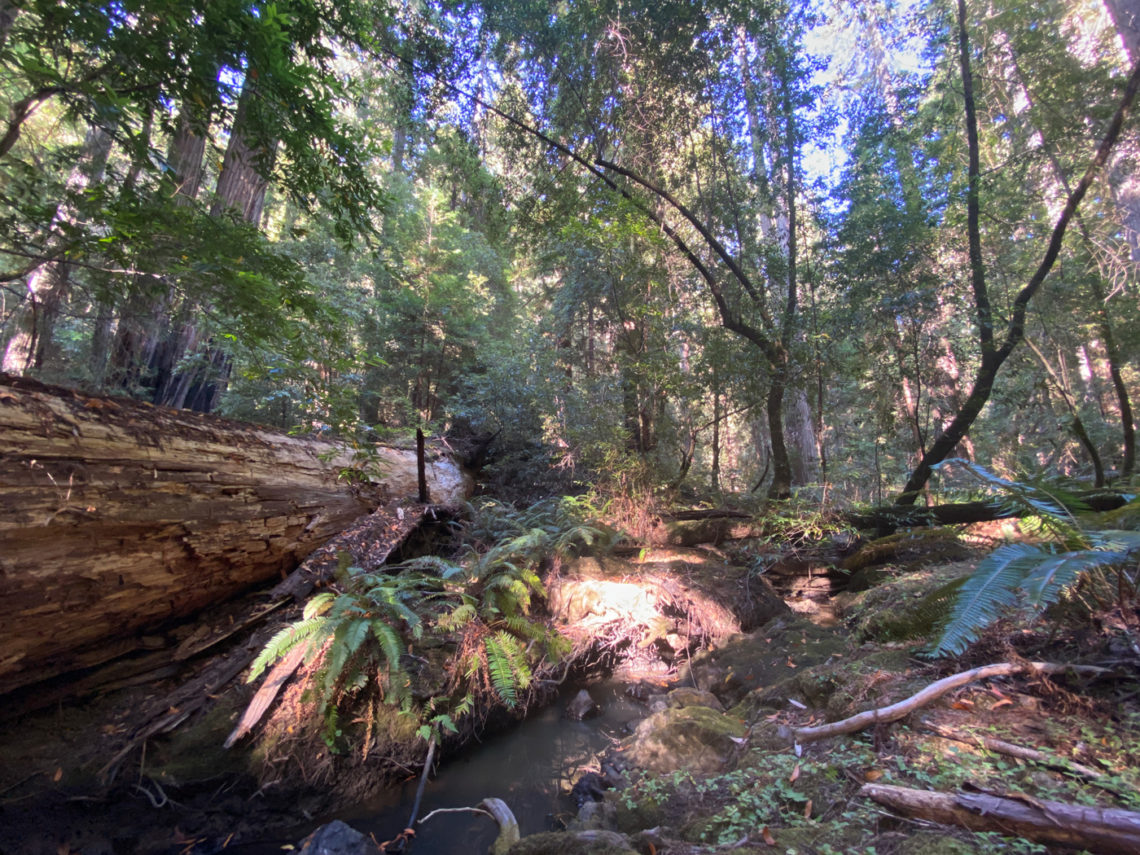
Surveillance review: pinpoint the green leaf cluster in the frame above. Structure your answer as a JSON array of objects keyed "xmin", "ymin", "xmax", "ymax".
[
  {"xmin": 246, "ymin": 495, "xmax": 613, "ymax": 748},
  {"xmin": 926, "ymin": 462, "xmax": 1140, "ymax": 656}
]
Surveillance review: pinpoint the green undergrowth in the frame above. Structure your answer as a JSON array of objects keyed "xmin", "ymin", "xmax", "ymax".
[
  {"xmin": 248, "ymin": 495, "xmax": 618, "ymax": 753},
  {"xmin": 611, "ymin": 697, "xmax": 1140, "ymax": 854},
  {"xmin": 920, "ymin": 462, "xmax": 1140, "ymax": 657}
]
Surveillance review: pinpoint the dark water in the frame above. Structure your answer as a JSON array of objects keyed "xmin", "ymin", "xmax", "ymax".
[{"xmin": 331, "ymin": 682, "xmax": 644, "ymax": 853}]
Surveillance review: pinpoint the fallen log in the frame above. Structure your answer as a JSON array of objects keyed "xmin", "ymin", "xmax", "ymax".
[
  {"xmin": 861, "ymin": 782, "xmax": 1140, "ymax": 853},
  {"xmin": 0, "ymin": 373, "xmax": 471, "ymax": 695},
  {"xmin": 268, "ymin": 499, "xmax": 444, "ymax": 603},
  {"xmin": 847, "ymin": 493, "xmax": 1129, "ymax": 534}
]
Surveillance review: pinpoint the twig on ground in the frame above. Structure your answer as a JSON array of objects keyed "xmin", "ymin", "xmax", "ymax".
[{"xmin": 922, "ymin": 723, "xmax": 1104, "ymax": 780}]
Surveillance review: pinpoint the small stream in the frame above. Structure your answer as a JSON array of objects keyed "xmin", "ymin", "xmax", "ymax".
[{"xmin": 329, "ymin": 681, "xmax": 644, "ymax": 853}]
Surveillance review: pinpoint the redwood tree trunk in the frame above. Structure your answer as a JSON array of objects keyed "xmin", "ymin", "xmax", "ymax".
[
  {"xmin": 0, "ymin": 0, "xmax": 16, "ymax": 50},
  {"xmin": 211, "ymin": 80, "xmax": 277, "ymax": 224},
  {"xmin": 0, "ymin": 374, "xmax": 470, "ymax": 695},
  {"xmin": 2, "ymin": 124, "xmax": 113, "ymax": 375}
]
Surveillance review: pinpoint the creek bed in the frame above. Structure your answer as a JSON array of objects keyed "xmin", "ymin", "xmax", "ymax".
[{"xmin": 326, "ymin": 681, "xmax": 644, "ymax": 853}]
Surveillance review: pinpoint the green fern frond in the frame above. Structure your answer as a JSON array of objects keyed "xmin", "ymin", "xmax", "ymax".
[
  {"xmin": 499, "ymin": 631, "xmax": 533, "ymax": 690},
  {"xmin": 485, "ymin": 632, "xmax": 525, "ymax": 707},
  {"xmin": 437, "ymin": 601, "xmax": 477, "ymax": 631},
  {"xmin": 247, "ymin": 616, "xmax": 328, "ymax": 682},
  {"xmin": 928, "ymin": 543, "xmax": 1044, "ymax": 657},
  {"xmin": 369, "ymin": 619, "xmax": 406, "ymax": 670},
  {"xmin": 1021, "ymin": 551, "xmax": 1129, "ymax": 610},
  {"xmin": 452, "ymin": 693, "xmax": 474, "ymax": 719},
  {"xmin": 936, "ymin": 460, "xmax": 1085, "ymax": 542},
  {"xmin": 502, "ymin": 613, "xmax": 544, "ymax": 641},
  {"xmin": 1087, "ymin": 530, "xmax": 1140, "ymax": 551},
  {"xmin": 303, "ymin": 591, "xmax": 336, "ymax": 620},
  {"xmin": 369, "ymin": 588, "xmax": 423, "ymax": 633},
  {"xmin": 394, "ymin": 555, "xmax": 467, "ymax": 579},
  {"xmin": 321, "ymin": 618, "xmax": 372, "ymax": 697}
]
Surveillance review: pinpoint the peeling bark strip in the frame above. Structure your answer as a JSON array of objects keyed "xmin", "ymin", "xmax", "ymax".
[
  {"xmin": 0, "ymin": 374, "xmax": 471, "ymax": 695},
  {"xmin": 861, "ymin": 783, "xmax": 1140, "ymax": 854}
]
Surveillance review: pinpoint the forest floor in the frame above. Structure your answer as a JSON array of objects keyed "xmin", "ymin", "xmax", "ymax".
[
  {"xmin": 0, "ymin": 517, "xmax": 1138, "ymax": 855},
  {"xmin": 594, "ymin": 577, "xmax": 1140, "ymax": 855}
]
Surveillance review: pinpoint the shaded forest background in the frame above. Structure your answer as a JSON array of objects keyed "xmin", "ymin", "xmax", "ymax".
[{"xmin": 4, "ymin": 0, "xmax": 1140, "ymax": 509}]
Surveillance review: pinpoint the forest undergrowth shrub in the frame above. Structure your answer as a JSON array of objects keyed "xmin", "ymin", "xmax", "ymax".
[
  {"xmin": 618, "ymin": 741, "xmax": 878, "ymax": 846},
  {"xmin": 917, "ymin": 461, "xmax": 1140, "ymax": 657},
  {"xmin": 248, "ymin": 496, "xmax": 617, "ymax": 753}
]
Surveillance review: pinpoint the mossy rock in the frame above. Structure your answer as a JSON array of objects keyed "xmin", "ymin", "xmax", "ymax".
[
  {"xmin": 621, "ymin": 705, "xmax": 746, "ymax": 774},
  {"xmin": 613, "ymin": 795, "xmax": 664, "ymax": 834},
  {"xmin": 1096, "ymin": 497, "xmax": 1140, "ymax": 530},
  {"xmin": 681, "ymin": 615, "xmax": 847, "ymax": 707},
  {"xmin": 730, "ymin": 647, "xmax": 917, "ymax": 723},
  {"xmin": 839, "ymin": 561, "xmax": 975, "ymax": 644},
  {"xmin": 658, "ymin": 686, "xmax": 723, "ymax": 711}
]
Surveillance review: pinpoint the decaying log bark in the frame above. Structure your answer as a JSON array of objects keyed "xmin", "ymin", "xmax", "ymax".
[
  {"xmin": 861, "ymin": 782, "xmax": 1140, "ymax": 853},
  {"xmin": 268, "ymin": 499, "xmax": 442, "ymax": 603},
  {"xmin": 0, "ymin": 374, "xmax": 471, "ymax": 695}
]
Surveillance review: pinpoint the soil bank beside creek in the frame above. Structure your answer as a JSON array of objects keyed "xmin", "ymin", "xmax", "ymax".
[{"xmin": 0, "ymin": 545, "xmax": 792, "ymax": 854}]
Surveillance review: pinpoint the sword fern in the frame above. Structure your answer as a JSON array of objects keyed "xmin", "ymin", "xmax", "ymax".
[{"xmin": 926, "ymin": 462, "xmax": 1139, "ymax": 657}]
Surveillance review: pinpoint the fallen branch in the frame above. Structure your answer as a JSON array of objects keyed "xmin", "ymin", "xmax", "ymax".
[
  {"xmin": 922, "ymin": 723, "xmax": 1104, "ymax": 780},
  {"xmin": 418, "ymin": 806, "xmax": 493, "ymax": 823},
  {"xmin": 862, "ymin": 782, "xmax": 1140, "ymax": 853},
  {"xmin": 793, "ymin": 662, "xmax": 1110, "ymax": 744},
  {"xmin": 418, "ymin": 798, "xmax": 518, "ymax": 855}
]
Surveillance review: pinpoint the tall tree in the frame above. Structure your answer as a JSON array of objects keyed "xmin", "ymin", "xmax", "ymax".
[
  {"xmin": 895, "ymin": 0, "xmax": 1140, "ymax": 504},
  {"xmin": 2, "ymin": 122, "xmax": 113, "ymax": 374}
]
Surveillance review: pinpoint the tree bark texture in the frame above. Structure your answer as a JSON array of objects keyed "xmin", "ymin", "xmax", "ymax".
[
  {"xmin": 0, "ymin": 374, "xmax": 471, "ymax": 695},
  {"xmin": 0, "ymin": 0, "xmax": 16, "ymax": 49},
  {"xmin": 210, "ymin": 80, "xmax": 276, "ymax": 225}
]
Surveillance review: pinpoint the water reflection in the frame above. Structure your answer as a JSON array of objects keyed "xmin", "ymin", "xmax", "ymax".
[{"xmin": 336, "ymin": 682, "xmax": 643, "ymax": 853}]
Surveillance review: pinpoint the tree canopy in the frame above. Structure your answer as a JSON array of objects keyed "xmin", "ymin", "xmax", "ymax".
[{"xmin": 3, "ymin": 0, "xmax": 1139, "ymax": 505}]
